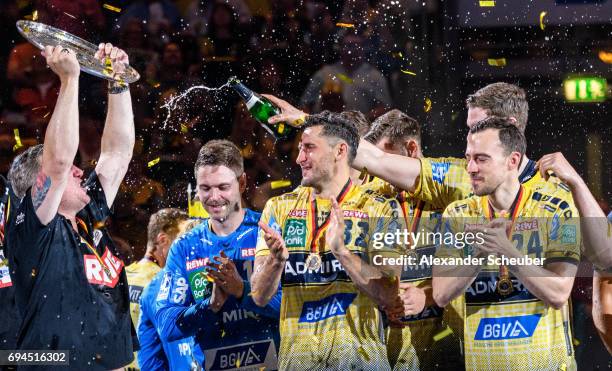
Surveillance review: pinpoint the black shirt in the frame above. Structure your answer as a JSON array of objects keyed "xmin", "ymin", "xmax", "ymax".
[
  {"xmin": 5, "ymin": 172, "xmax": 134, "ymax": 370},
  {"xmin": 0, "ymin": 183, "xmax": 21, "ymax": 352}
]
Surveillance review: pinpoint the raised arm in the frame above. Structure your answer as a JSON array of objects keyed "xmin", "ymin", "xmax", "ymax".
[
  {"xmin": 264, "ymin": 94, "xmax": 422, "ymax": 192},
  {"xmin": 539, "ymin": 152, "xmax": 612, "ymax": 269},
  {"xmin": 94, "ymin": 43, "xmax": 135, "ymax": 207},
  {"xmin": 33, "ymin": 46, "xmax": 81, "ymax": 225}
]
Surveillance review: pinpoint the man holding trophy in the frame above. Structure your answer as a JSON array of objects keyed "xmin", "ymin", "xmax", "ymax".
[{"xmin": 5, "ymin": 41, "xmax": 136, "ymax": 369}]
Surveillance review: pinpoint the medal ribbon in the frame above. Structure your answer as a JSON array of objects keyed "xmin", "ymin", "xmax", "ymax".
[
  {"xmin": 307, "ymin": 179, "xmax": 353, "ymax": 254},
  {"xmin": 398, "ymin": 191, "xmax": 424, "ymax": 250},
  {"xmin": 76, "ymin": 217, "xmax": 111, "ymax": 276},
  {"xmin": 482, "ymin": 185, "xmax": 525, "ymax": 283}
]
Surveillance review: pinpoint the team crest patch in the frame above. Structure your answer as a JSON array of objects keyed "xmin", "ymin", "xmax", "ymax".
[
  {"xmin": 560, "ymin": 225, "xmax": 577, "ymax": 244},
  {"xmin": 283, "ymin": 219, "xmax": 306, "ymax": 247},
  {"xmin": 431, "ymin": 162, "xmax": 451, "ymax": 184}
]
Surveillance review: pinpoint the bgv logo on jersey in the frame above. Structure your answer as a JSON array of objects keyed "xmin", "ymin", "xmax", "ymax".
[
  {"xmin": 299, "ymin": 293, "xmax": 357, "ymax": 323},
  {"xmin": 83, "ymin": 247, "xmax": 124, "ymax": 288},
  {"xmin": 474, "ymin": 314, "xmax": 541, "ymax": 340},
  {"xmin": 210, "ymin": 341, "xmax": 271, "ymax": 370}
]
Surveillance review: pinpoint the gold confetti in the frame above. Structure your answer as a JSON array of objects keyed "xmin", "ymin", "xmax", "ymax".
[
  {"xmin": 424, "ymin": 98, "xmax": 432, "ymax": 112},
  {"xmin": 259, "ymin": 367, "xmax": 266, "ymax": 371},
  {"xmin": 13, "ymin": 129, "xmax": 23, "ymax": 152},
  {"xmin": 31, "ymin": 268, "xmax": 37, "ymax": 277},
  {"xmin": 433, "ymin": 326, "xmax": 453, "ymax": 341},
  {"xmin": 221, "ymin": 330, "xmax": 225, "ymax": 338},
  {"xmin": 336, "ymin": 73, "xmax": 353, "ymax": 84},
  {"xmin": 180, "ymin": 123, "xmax": 188, "ymax": 133},
  {"xmin": 43, "ymin": 111, "xmax": 51, "ymax": 118},
  {"xmin": 357, "ymin": 346, "xmax": 370, "ymax": 362},
  {"xmin": 336, "ymin": 22, "xmax": 355, "ymax": 28},
  {"xmin": 102, "ymin": 3, "xmax": 122, "ymax": 12},
  {"xmin": 271, "ymin": 180, "xmax": 291, "ymax": 190},
  {"xmin": 63, "ymin": 12, "xmax": 76, "ymax": 19},
  {"xmin": 539, "ymin": 11, "xmax": 547, "ymax": 30},
  {"xmin": 147, "ymin": 157, "xmax": 160, "ymax": 168},
  {"xmin": 598, "ymin": 50, "xmax": 612, "ymax": 64},
  {"xmin": 572, "ymin": 338, "xmax": 580, "ymax": 346},
  {"xmin": 479, "ymin": 0, "xmax": 495, "ymax": 7},
  {"xmin": 487, "ymin": 58, "xmax": 507, "ymax": 67},
  {"xmin": 31, "ymin": 106, "xmax": 46, "ymax": 111},
  {"xmin": 0, "ymin": 259, "xmax": 6, "ymax": 268},
  {"xmin": 236, "ymin": 359, "xmax": 241, "ymax": 368},
  {"xmin": 400, "ymin": 69, "xmax": 416, "ymax": 75},
  {"xmin": 153, "ymin": 82, "xmax": 161, "ymax": 88},
  {"xmin": 398, "ymin": 52, "xmax": 403, "ymax": 58},
  {"xmin": 32, "ymin": 10, "xmax": 38, "ymax": 21}
]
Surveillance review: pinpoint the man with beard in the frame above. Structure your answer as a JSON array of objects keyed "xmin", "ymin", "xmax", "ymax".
[
  {"xmin": 432, "ymin": 118, "xmax": 579, "ymax": 370},
  {"xmin": 251, "ymin": 112, "xmax": 404, "ymax": 370},
  {"xmin": 5, "ymin": 43, "xmax": 135, "ymax": 369},
  {"xmin": 361, "ymin": 110, "xmax": 463, "ymax": 370},
  {"xmin": 155, "ymin": 140, "xmax": 281, "ymax": 370}
]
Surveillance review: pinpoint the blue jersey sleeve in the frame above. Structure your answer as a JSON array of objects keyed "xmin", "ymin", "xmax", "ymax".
[
  {"xmin": 154, "ymin": 237, "xmax": 220, "ymax": 342},
  {"xmin": 137, "ymin": 277, "xmax": 168, "ymax": 370}
]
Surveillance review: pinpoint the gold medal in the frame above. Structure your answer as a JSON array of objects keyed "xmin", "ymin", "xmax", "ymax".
[
  {"xmin": 305, "ymin": 253, "xmax": 322, "ymax": 271},
  {"xmin": 496, "ymin": 275, "xmax": 514, "ymax": 295}
]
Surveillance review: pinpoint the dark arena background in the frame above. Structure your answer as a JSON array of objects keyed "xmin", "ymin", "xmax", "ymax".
[{"xmin": 0, "ymin": 0, "xmax": 610, "ymax": 369}]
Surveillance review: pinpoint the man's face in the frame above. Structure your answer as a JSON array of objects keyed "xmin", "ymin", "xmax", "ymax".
[
  {"xmin": 466, "ymin": 106, "xmax": 490, "ymax": 129},
  {"xmin": 465, "ymin": 129, "xmax": 512, "ymax": 196},
  {"xmin": 62, "ymin": 165, "xmax": 90, "ymax": 210},
  {"xmin": 196, "ymin": 165, "xmax": 242, "ymax": 222},
  {"xmin": 296, "ymin": 126, "xmax": 334, "ymax": 188}
]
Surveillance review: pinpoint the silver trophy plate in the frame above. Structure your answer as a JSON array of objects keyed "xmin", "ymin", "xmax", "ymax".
[{"xmin": 16, "ymin": 20, "xmax": 140, "ymax": 84}]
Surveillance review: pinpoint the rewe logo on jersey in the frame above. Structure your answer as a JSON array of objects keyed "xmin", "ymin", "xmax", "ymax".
[
  {"xmin": 299, "ymin": 293, "xmax": 357, "ymax": 323},
  {"xmin": 474, "ymin": 314, "xmax": 541, "ymax": 340},
  {"xmin": 284, "ymin": 219, "xmax": 306, "ymax": 247},
  {"xmin": 83, "ymin": 247, "xmax": 124, "ymax": 288}
]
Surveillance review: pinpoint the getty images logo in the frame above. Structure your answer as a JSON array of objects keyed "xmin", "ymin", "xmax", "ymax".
[{"xmin": 474, "ymin": 314, "xmax": 541, "ymax": 341}]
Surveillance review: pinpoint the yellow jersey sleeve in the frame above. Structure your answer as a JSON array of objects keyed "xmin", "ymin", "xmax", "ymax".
[
  {"xmin": 255, "ymin": 198, "xmax": 280, "ymax": 258},
  {"xmin": 544, "ymin": 202, "xmax": 581, "ymax": 263},
  {"xmin": 413, "ymin": 157, "xmax": 472, "ymax": 210}
]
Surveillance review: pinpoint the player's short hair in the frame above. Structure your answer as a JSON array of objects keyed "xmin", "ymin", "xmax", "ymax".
[
  {"xmin": 8, "ymin": 144, "xmax": 44, "ymax": 199},
  {"xmin": 147, "ymin": 208, "xmax": 188, "ymax": 245},
  {"xmin": 469, "ymin": 116, "xmax": 526, "ymax": 157},
  {"xmin": 466, "ymin": 82, "xmax": 528, "ymax": 133},
  {"xmin": 364, "ymin": 109, "xmax": 421, "ymax": 146},
  {"xmin": 339, "ymin": 110, "xmax": 370, "ymax": 137},
  {"xmin": 303, "ymin": 111, "xmax": 359, "ymax": 164},
  {"xmin": 195, "ymin": 140, "xmax": 244, "ymax": 178}
]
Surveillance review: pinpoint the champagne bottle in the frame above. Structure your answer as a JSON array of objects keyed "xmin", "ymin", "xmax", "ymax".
[{"xmin": 228, "ymin": 76, "xmax": 292, "ymax": 139}]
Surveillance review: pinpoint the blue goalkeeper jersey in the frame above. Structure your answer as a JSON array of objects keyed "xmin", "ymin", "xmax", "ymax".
[
  {"xmin": 138, "ymin": 270, "xmax": 203, "ymax": 370},
  {"xmin": 155, "ymin": 209, "xmax": 281, "ymax": 371}
]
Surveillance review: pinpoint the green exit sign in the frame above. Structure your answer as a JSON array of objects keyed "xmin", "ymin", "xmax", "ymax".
[{"xmin": 563, "ymin": 77, "xmax": 607, "ymax": 103}]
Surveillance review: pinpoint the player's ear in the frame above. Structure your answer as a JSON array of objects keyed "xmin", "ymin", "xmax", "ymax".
[
  {"xmin": 156, "ymin": 232, "xmax": 169, "ymax": 248},
  {"xmin": 509, "ymin": 151, "xmax": 522, "ymax": 170},
  {"xmin": 336, "ymin": 142, "xmax": 348, "ymax": 162},
  {"xmin": 406, "ymin": 139, "xmax": 420, "ymax": 159},
  {"xmin": 238, "ymin": 173, "xmax": 247, "ymax": 194}
]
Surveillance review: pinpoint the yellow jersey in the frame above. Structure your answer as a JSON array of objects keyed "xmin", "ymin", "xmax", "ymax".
[
  {"xmin": 126, "ymin": 259, "xmax": 161, "ymax": 370},
  {"xmin": 440, "ymin": 184, "xmax": 580, "ymax": 371},
  {"xmin": 360, "ymin": 176, "xmax": 463, "ymax": 370},
  {"xmin": 256, "ymin": 181, "xmax": 404, "ymax": 370}
]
